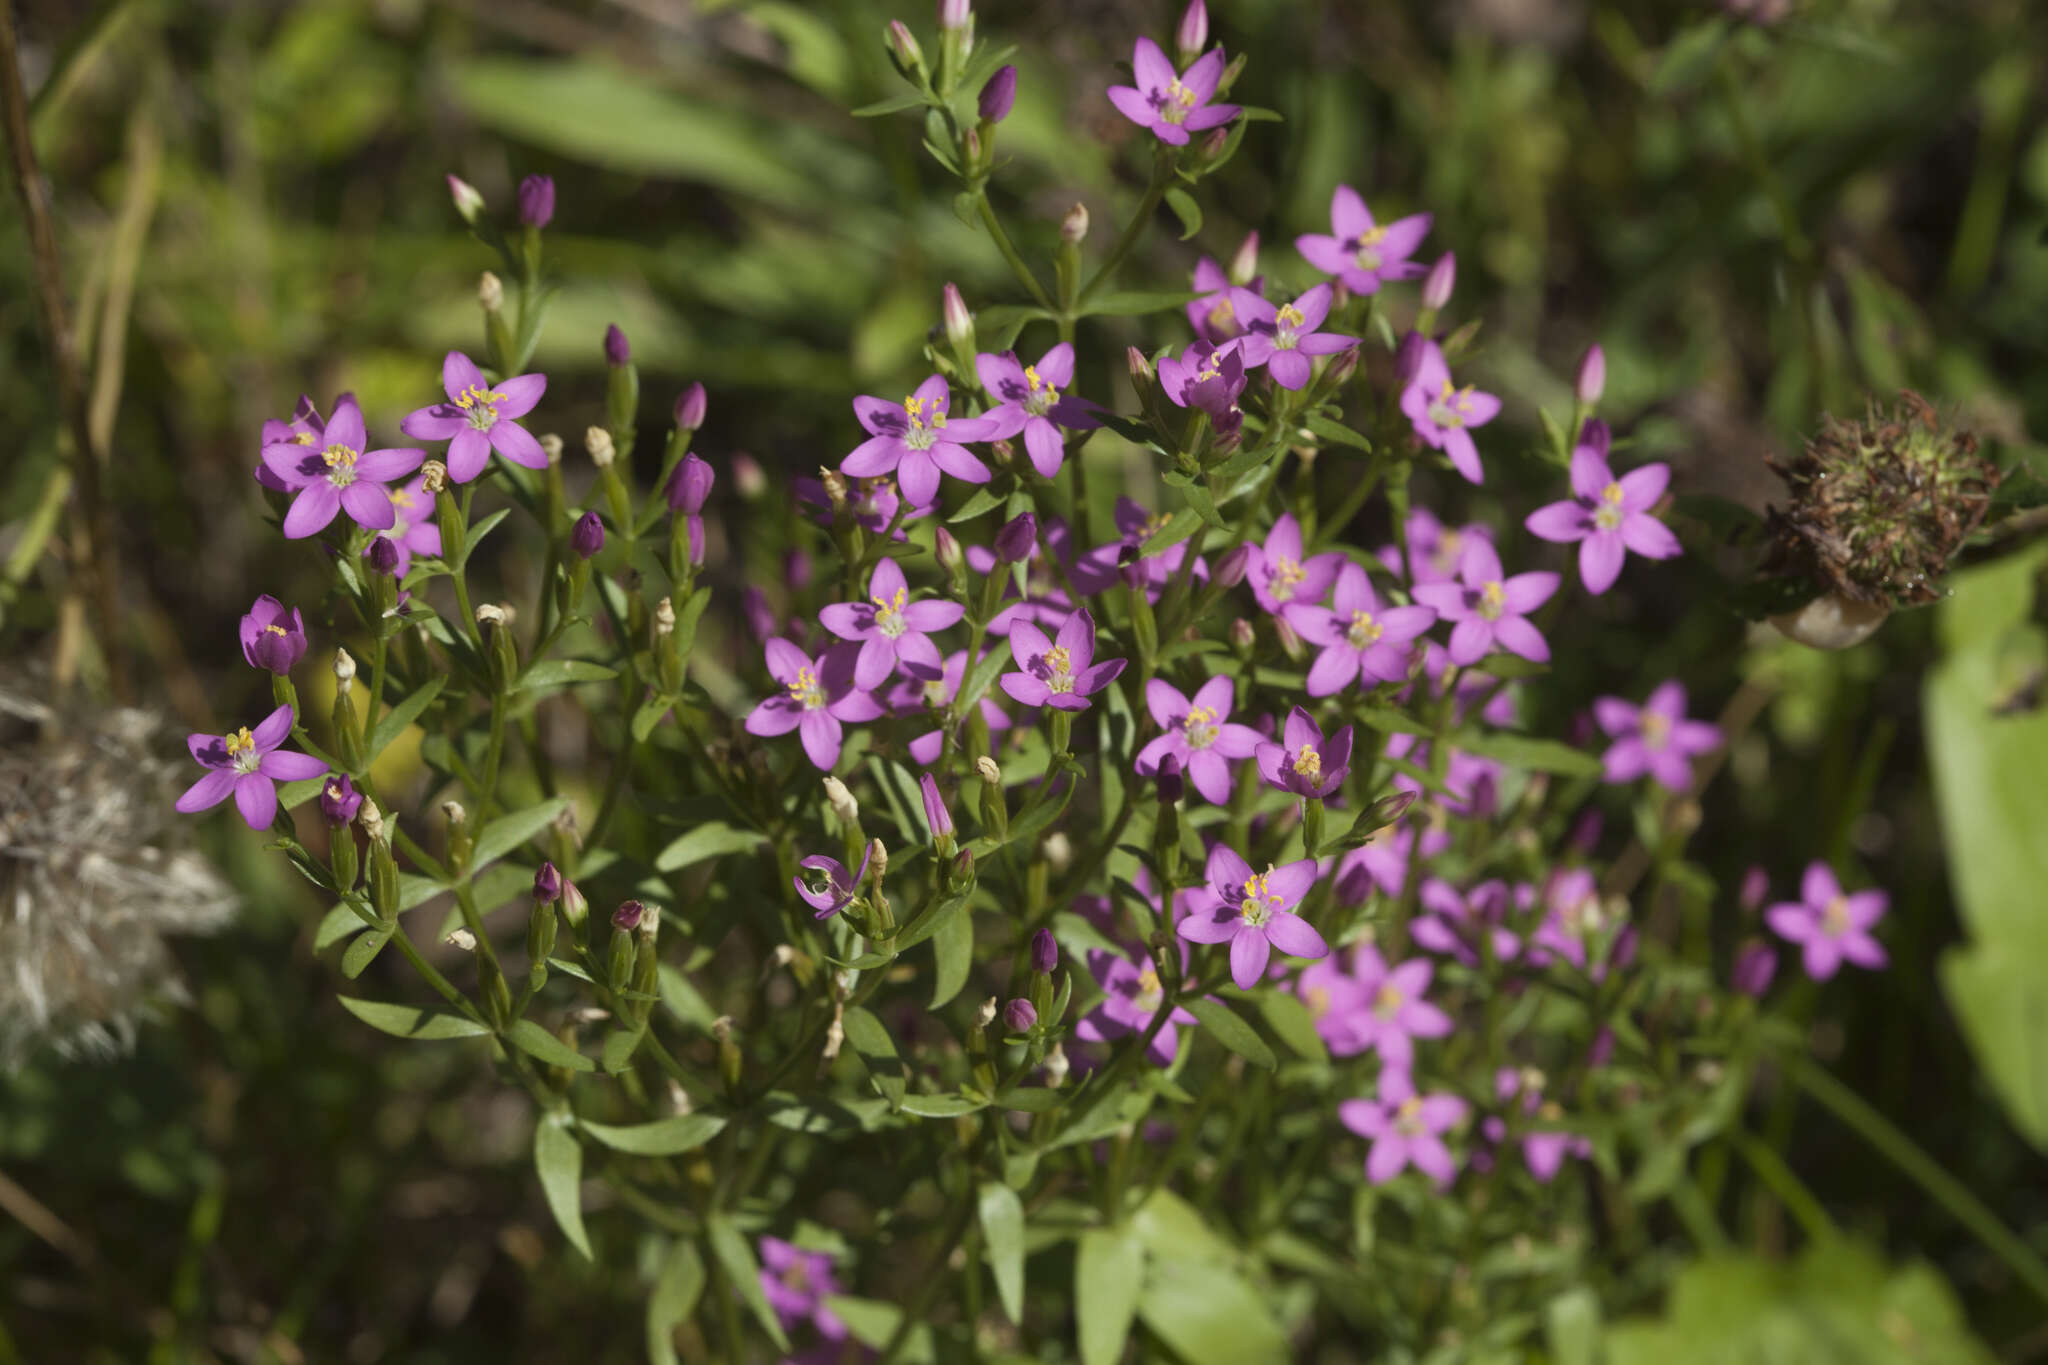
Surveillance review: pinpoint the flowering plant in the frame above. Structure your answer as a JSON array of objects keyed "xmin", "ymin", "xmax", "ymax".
[{"xmin": 147, "ymin": 2, "xmax": 2046, "ymax": 1359}]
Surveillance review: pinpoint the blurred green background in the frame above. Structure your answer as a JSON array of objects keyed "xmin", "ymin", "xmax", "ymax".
[{"xmin": 3, "ymin": 0, "xmax": 2047, "ymax": 1359}]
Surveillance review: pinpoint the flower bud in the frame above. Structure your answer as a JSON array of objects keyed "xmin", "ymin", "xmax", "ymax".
[
  {"xmin": 1575, "ymin": 344, "xmax": 1606, "ymax": 406},
  {"xmin": 919, "ymin": 772, "xmax": 954, "ymax": 841},
  {"xmin": 585, "ymin": 425, "xmax": 615, "ymax": 469},
  {"xmin": 1145, "ymin": 755, "xmax": 1182, "ymax": 808},
  {"xmin": 1003, "ymin": 998, "xmax": 1037, "ymax": 1034},
  {"xmin": 1228, "ymin": 229, "xmax": 1260, "ymax": 287},
  {"xmin": 1176, "ymin": 0, "xmax": 1208, "ymax": 59},
  {"xmin": 604, "ymin": 323, "xmax": 631, "ymax": 367},
  {"xmin": 1394, "ymin": 329, "xmax": 1428, "ymax": 386},
  {"xmin": 935, "ymin": 526, "xmax": 966, "ymax": 575},
  {"xmin": 732, "ymin": 453, "xmax": 765, "ymax": 499},
  {"xmin": 978, "ymin": 64, "xmax": 1016, "ymax": 123},
  {"xmin": 665, "ymin": 452, "xmax": 714, "ymax": 514},
  {"xmin": 478, "ymin": 270, "xmax": 504, "ymax": 313},
  {"xmin": 420, "ymin": 460, "xmax": 448, "ymax": 493},
  {"xmin": 560, "ymin": 878, "xmax": 589, "ymax": 928},
  {"xmin": 1197, "ymin": 127, "xmax": 1229, "ymax": 165},
  {"xmin": 356, "ymin": 795, "xmax": 385, "ymax": 842},
  {"xmin": 533, "ymin": 861, "xmax": 563, "ymax": 904},
  {"xmin": 446, "ymin": 175, "xmax": 485, "ymax": 225},
  {"xmin": 995, "ymin": 511, "xmax": 1037, "ymax": 565},
  {"xmin": 939, "ymin": 0, "xmax": 970, "ymax": 32},
  {"xmin": 319, "ymin": 775, "xmax": 363, "ymax": 826},
  {"xmin": 1732, "ymin": 939, "xmax": 1777, "ymax": 997},
  {"xmin": 333, "ymin": 647, "xmax": 356, "ymax": 694},
  {"xmin": 1031, "ymin": 927, "xmax": 1058, "ymax": 974},
  {"xmin": 942, "ymin": 282, "xmax": 973, "ymax": 345},
  {"xmin": 663, "ymin": 384, "xmax": 706, "ymax": 436},
  {"xmin": 613, "ymin": 899, "xmax": 647, "ymax": 933},
  {"xmin": 1061, "ymin": 202, "xmax": 1089, "ymax": 244},
  {"xmin": 366, "ymin": 533, "xmax": 400, "ymax": 576},
  {"xmin": 1127, "ymin": 345, "xmax": 1155, "ymax": 383},
  {"xmin": 886, "ymin": 19, "xmax": 925, "ymax": 74},
  {"xmin": 1212, "ymin": 542, "xmax": 1252, "ymax": 589},
  {"xmin": 824, "ymin": 776, "xmax": 859, "ymax": 824},
  {"xmin": 517, "ymin": 173, "xmax": 555, "ymax": 229},
  {"xmin": 1739, "ymin": 865, "xmax": 1769, "ymax": 913},
  {"xmin": 442, "ymin": 799, "xmax": 466, "ymax": 829},
  {"xmin": 1421, "ymin": 251, "xmax": 1456, "ymax": 312},
  {"xmin": 868, "ymin": 836, "xmax": 889, "ymax": 882},
  {"xmin": 571, "ymin": 510, "xmax": 605, "ymax": 560},
  {"xmin": 1229, "ymin": 617, "xmax": 1255, "ymax": 651}
]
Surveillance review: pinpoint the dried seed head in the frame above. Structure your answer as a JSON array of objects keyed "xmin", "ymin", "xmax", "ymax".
[
  {"xmin": 585, "ymin": 426, "xmax": 616, "ymax": 469},
  {"xmin": 539, "ymin": 433, "xmax": 564, "ymax": 465},
  {"xmin": 333, "ymin": 648, "xmax": 356, "ymax": 692},
  {"xmin": 823, "ymin": 776, "xmax": 859, "ymax": 824},
  {"xmin": 975, "ymin": 755, "xmax": 1001, "ymax": 786},
  {"xmin": 420, "ymin": 460, "xmax": 448, "ymax": 492},
  {"xmin": 653, "ymin": 595, "xmax": 676, "ymax": 638},
  {"xmin": 478, "ymin": 271, "xmax": 504, "ymax": 313},
  {"xmin": 1763, "ymin": 391, "xmax": 1998, "ymax": 611}
]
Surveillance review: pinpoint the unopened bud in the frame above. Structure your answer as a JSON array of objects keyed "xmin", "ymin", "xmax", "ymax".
[
  {"xmin": 442, "ymin": 799, "xmax": 466, "ymax": 829},
  {"xmin": 1575, "ymin": 344, "xmax": 1606, "ymax": 405},
  {"xmin": 1732, "ymin": 939, "xmax": 1777, "ymax": 997},
  {"xmin": 1212, "ymin": 543, "xmax": 1251, "ymax": 589},
  {"xmin": 1740, "ymin": 865, "xmax": 1769, "ymax": 913},
  {"xmin": 1003, "ymin": 999, "xmax": 1037, "ymax": 1033},
  {"xmin": 1044, "ymin": 1042, "xmax": 1070, "ymax": 1086},
  {"xmin": 1274, "ymin": 614, "xmax": 1304, "ymax": 660},
  {"xmin": 939, "ymin": 0, "xmax": 970, "ymax": 33},
  {"xmin": 613, "ymin": 900, "xmax": 647, "ymax": 932},
  {"xmin": 1229, "ymin": 617, "xmax": 1255, "ymax": 651},
  {"xmin": 1127, "ymin": 346, "xmax": 1155, "ymax": 383},
  {"xmin": 603, "ymin": 323, "xmax": 631, "ymax": 367},
  {"xmin": 919, "ymin": 772, "xmax": 954, "ymax": 841},
  {"xmin": 1421, "ymin": 252, "xmax": 1456, "ymax": 312},
  {"xmin": 333, "ymin": 648, "xmax": 356, "ymax": 694},
  {"xmin": 995, "ymin": 511, "xmax": 1037, "ymax": 564},
  {"xmin": 674, "ymin": 382, "xmax": 708, "ymax": 432},
  {"xmin": 517, "ymin": 174, "xmax": 555, "ymax": 229},
  {"xmin": 420, "ymin": 460, "xmax": 448, "ymax": 493},
  {"xmin": 1227, "ymin": 230, "xmax": 1260, "ymax": 287},
  {"xmin": 732, "ymin": 453, "xmax": 765, "ymax": 499},
  {"xmin": 1322, "ymin": 348, "xmax": 1359, "ymax": 389},
  {"xmin": 664, "ymin": 452, "xmax": 714, "ymax": 515},
  {"xmin": 366, "ymin": 534, "xmax": 400, "ymax": 576},
  {"xmin": 559, "ymin": 878, "xmax": 589, "ymax": 927},
  {"xmin": 1154, "ymin": 753, "xmax": 1185, "ymax": 803},
  {"xmin": 1176, "ymin": 0, "xmax": 1209, "ymax": 59},
  {"xmin": 868, "ymin": 837, "xmax": 888, "ymax": 882},
  {"xmin": 935, "ymin": 526, "xmax": 965, "ymax": 575},
  {"xmin": 478, "ymin": 270, "xmax": 504, "ymax": 313},
  {"xmin": 1061, "ymin": 202, "xmax": 1090, "ymax": 244},
  {"xmin": 571, "ymin": 510, "xmax": 604, "ymax": 560},
  {"xmin": 1031, "ymin": 927, "xmax": 1058, "ymax": 973},
  {"xmin": 886, "ymin": 19, "xmax": 925, "ymax": 74},
  {"xmin": 533, "ymin": 861, "xmax": 562, "ymax": 903},
  {"xmin": 824, "ymin": 776, "xmax": 859, "ymax": 824},
  {"xmin": 978, "ymin": 64, "xmax": 1016, "ymax": 123},
  {"xmin": 1198, "ymin": 127, "xmax": 1229, "ymax": 163},
  {"xmin": 585, "ymin": 425, "xmax": 615, "ymax": 468},
  {"xmin": 941, "ymin": 282, "xmax": 973, "ymax": 345},
  {"xmin": 446, "ymin": 174, "xmax": 485, "ymax": 224}
]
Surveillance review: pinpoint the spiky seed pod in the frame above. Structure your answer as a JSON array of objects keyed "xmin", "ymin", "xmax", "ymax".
[
  {"xmin": 0, "ymin": 676, "xmax": 236, "ymax": 1068},
  {"xmin": 1763, "ymin": 391, "xmax": 1999, "ymax": 608}
]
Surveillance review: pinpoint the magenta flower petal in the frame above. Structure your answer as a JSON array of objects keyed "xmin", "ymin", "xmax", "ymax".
[
  {"xmin": 233, "ymin": 773, "xmax": 278, "ymax": 829},
  {"xmin": 176, "ymin": 769, "xmax": 237, "ymax": 813}
]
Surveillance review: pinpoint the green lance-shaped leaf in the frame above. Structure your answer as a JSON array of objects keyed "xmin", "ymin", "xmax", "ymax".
[
  {"xmin": 533, "ymin": 1113, "xmax": 592, "ymax": 1259},
  {"xmin": 978, "ymin": 1182, "xmax": 1027, "ymax": 1324}
]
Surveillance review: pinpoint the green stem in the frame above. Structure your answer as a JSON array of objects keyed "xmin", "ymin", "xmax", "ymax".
[
  {"xmin": 1730, "ymin": 1128, "xmax": 1836, "ymax": 1244},
  {"xmin": 1789, "ymin": 1053, "xmax": 2048, "ymax": 1309},
  {"xmin": 975, "ymin": 192, "xmax": 1054, "ymax": 311},
  {"xmin": 876, "ymin": 1189, "xmax": 977, "ymax": 1365},
  {"xmin": 1078, "ymin": 153, "xmax": 1172, "ymax": 305}
]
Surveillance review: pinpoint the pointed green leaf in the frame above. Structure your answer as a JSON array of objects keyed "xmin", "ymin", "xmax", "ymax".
[
  {"xmin": 469, "ymin": 797, "xmax": 571, "ymax": 872},
  {"xmin": 368, "ymin": 678, "xmax": 445, "ymax": 760},
  {"xmin": 580, "ymin": 1113, "xmax": 728, "ymax": 1155},
  {"xmin": 533, "ymin": 1113, "xmax": 592, "ymax": 1258},
  {"xmin": 1076, "ymin": 1226, "xmax": 1143, "ymax": 1365},
  {"xmin": 707, "ymin": 1215, "xmax": 791, "ymax": 1351},
  {"xmin": 514, "ymin": 658, "xmax": 619, "ymax": 693},
  {"xmin": 507, "ymin": 1018, "xmax": 596, "ymax": 1072},
  {"xmin": 646, "ymin": 1240, "xmax": 705, "ymax": 1365},
  {"xmin": 653, "ymin": 821, "xmax": 766, "ymax": 872},
  {"xmin": 1181, "ymin": 995, "xmax": 1275, "ymax": 1069},
  {"xmin": 978, "ymin": 1182, "xmax": 1027, "ymax": 1324},
  {"xmin": 931, "ymin": 900, "xmax": 974, "ymax": 1009},
  {"xmin": 338, "ymin": 996, "xmax": 489, "ymax": 1040},
  {"xmin": 340, "ymin": 927, "xmax": 391, "ymax": 979}
]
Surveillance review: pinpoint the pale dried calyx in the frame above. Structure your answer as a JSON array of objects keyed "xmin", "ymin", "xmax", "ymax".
[{"xmin": 1769, "ymin": 593, "xmax": 1891, "ymax": 651}]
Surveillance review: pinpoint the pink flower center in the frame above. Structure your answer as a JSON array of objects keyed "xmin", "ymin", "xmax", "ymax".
[
  {"xmin": 1205, "ymin": 296, "xmax": 1237, "ymax": 336},
  {"xmin": 1351, "ymin": 225, "xmax": 1389, "ymax": 271},
  {"xmin": 1822, "ymin": 895, "xmax": 1851, "ymax": 937},
  {"xmin": 1133, "ymin": 967, "xmax": 1164, "ymax": 1014},
  {"xmin": 1396, "ymin": 1095, "xmax": 1425, "ymax": 1135},
  {"xmin": 322, "ymin": 444, "xmax": 360, "ymax": 488},
  {"xmin": 1160, "ymin": 78, "xmax": 1198, "ymax": 123},
  {"xmin": 1273, "ymin": 302, "xmax": 1306, "ymax": 350},
  {"xmin": 1292, "ymin": 744, "xmax": 1322, "ymax": 781},
  {"xmin": 1478, "ymin": 579, "xmax": 1507, "ymax": 621},
  {"xmin": 902, "ymin": 394, "xmax": 948, "ymax": 451},
  {"xmin": 1373, "ymin": 983, "xmax": 1404, "ymax": 1019},
  {"xmin": 452, "ymin": 384, "xmax": 506, "ymax": 430},
  {"xmin": 224, "ymin": 726, "xmax": 261, "ymax": 775},
  {"xmin": 1427, "ymin": 379, "xmax": 1473, "ymax": 430},
  {"xmin": 1040, "ymin": 645, "xmax": 1075, "ymax": 693},
  {"xmin": 1022, "ymin": 365, "xmax": 1059, "ymax": 417},
  {"xmin": 871, "ymin": 586, "xmax": 909, "ymax": 639},
  {"xmin": 1640, "ymin": 709, "xmax": 1671, "ymax": 749},
  {"xmin": 1346, "ymin": 609, "xmax": 1383, "ymax": 649},
  {"xmin": 1593, "ymin": 482, "xmax": 1626, "ymax": 532},
  {"xmin": 1237, "ymin": 870, "xmax": 1285, "ymax": 927},
  {"xmin": 786, "ymin": 666, "xmax": 827, "ymax": 711},
  {"xmin": 1181, "ymin": 705, "xmax": 1220, "ymax": 750},
  {"xmin": 1267, "ymin": 555, "xmax": 1306, "ymax": 600}
]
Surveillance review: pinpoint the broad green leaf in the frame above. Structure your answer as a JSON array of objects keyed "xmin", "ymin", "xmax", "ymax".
[
  {"xmin": 469, "ymin": 797, "xmax": 571, "ymax": 872},
  {"xmin": 579, "ymin": 1113, "xmax": 727, "ymax": 1155},
  {"xmin": 891, "ymin": 888, "xmax": 971, "ymax": 951},
  {"xmin": 653, "ymin": 821, "xmax": 766, "ymax": 873},
  {"xmin": 506, "ymin": 1018, "xmax": 596, "ymax": 1072},
  {"xmin": 842, "ymin": 1005, "xmax": 907, "ymax": 1105},
  {"xmin": 632, "ymin": 695, "xmax": 676, "ymax": 741},
  {"xmin": 337, "ymin": 996, "xmax": 489, "ymax": 1040},
  {"xmin": 1076, "ymin": 1226, "xmax": 1143, "ymax": 1365},
  {"xmin": 1453, "ymin": 731, "xmax": 1599, "ymax": 778},
  {"xmin": 897, "ymin": 1092, "xmax": 987, "ymax": 1118},
  {"xmin": 1940, "ymin": 948, "xmax": 2048, "ymax": 1150},
  {"xmin": 957, "ymin": 640, "xmax": 1011, "ymax": 712},
  {"xmin": 823, "ymin": 1296, "xmax": 936, "ymax": 1362},
  {"xmin": 514, "ymin": 658, "xmax": 619, "ymax": 693},
  {"xmin": 1137, "ymin": 1257, "xmax": 1289, "ymax": 1365},
  {"xmin": 947, "ymin": 487, "xmax": 1005, "ymax": 523},
  {"xmin": 315, "ymin": 902, "xmax": 375, "ymax": 952},
  {"xmin": 278, "ymin": 775, "xmax": 326, "ymax": 810},
  {"xmin": 340, "ymin": 927, "xmax": 390, "ymax": 979},
  {"xmin": 978, "ymin": 1182, "xmax": 1027, "ymax": 1324},
  {"xmin": 1301, "ymin": 413, "xmax": 1372, "ymax": 453},
  {"xmin": 930, "ymin": 894, "xmax": 974, "ymax": 1008},
  {"xmin": 645, "ymin": 1240, "xmax": 705, "ymax": 1365},
  {"xmin": 1164, "ymin": 187, "xmax": 1201, "ymax": 240},
  {"xmin": 994, "ymin": 1087, "xmax": 1066, "ymax": 1113},
  {"xmin": 368, "ymin": 677, "xmax": 444, "ymax": 759},
  {"xmin": 1255, "ymin": 991, "xmax": 1328, "ymax": 1063},
  {"xmin": 1546, "ymin": 1287, "xmax": 1601, "ymax": 1365},
  {"xmin": 1140, "ymin": 508, "xmax": 1203, "ymax": 559},
  {"xmin": 707, "ymin": 1215, "xmax": 791, "ymax": 1350},
  {"xmin": 533, "ymin": 1113, "xmax": 592, "ymax": 1258},
  {"xmin": 600, "ymin": 1028, "xmax": 643, "ymax": 1074},
  {"xmin": 761, "ymin": 1092, "xmax": 894, "ymax": 1134},
  {"xmin": 1132, "ymin": 1189, "xmax": 1235, "ymax": 1266},
  {"xmin": 1181, "ymin": 995, "xmax": 1276, "ymax": 1069}
]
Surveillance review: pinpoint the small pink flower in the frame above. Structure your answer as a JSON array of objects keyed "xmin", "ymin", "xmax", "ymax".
[
  {"xmin": 1175, "ymin": 844, "xmax": 1328, "ymax": 989},
  {"xmin": 399, "ymin": 351, "xmax": 548, "ymax": 483},
  {"xmin": 1593, "ymin": 680, "xmax": 1721, "ymax": 792},
  {"xmin": 1338, "ymin": 1069, "xmax": 1467, "ymax": 1187},
  {"xmin": 1765, "ymin": 862, "xmax": 1888, "ymax": 981},
  {"xmin": 1524, "ymin": 421, "xmax": 1681, "ymax": 594}
]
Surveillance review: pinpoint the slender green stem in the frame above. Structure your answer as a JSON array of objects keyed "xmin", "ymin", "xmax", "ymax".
[
  {"xmin": 876, "ymin": 1188, "xmax": 977, "ymax": 1365},
  {"xmin": 975, "ymin": 192, "xmax": 1054, "ymax": 310},
  {"xmin": 1730, "ymin": 1128, "xmax": 1835, "ymax": 1244},
  {"xmin": 386, "ymin": 921, "xmax": 485, "ymax": 1019},
  {"xmin": 1789, "ymin": 1053, "xmax": 2048, "ymax": 1309},
  {"xmin": 1079, "ymin": 153, "xmax": 1172, "ymax": 305},
  {"xmin": 477, "ymin": 698, "xmax": 507, "ymax": 822},
  {"xmin": 585, "ymin": 730, "xmax": 639, "ymax": 851}
]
